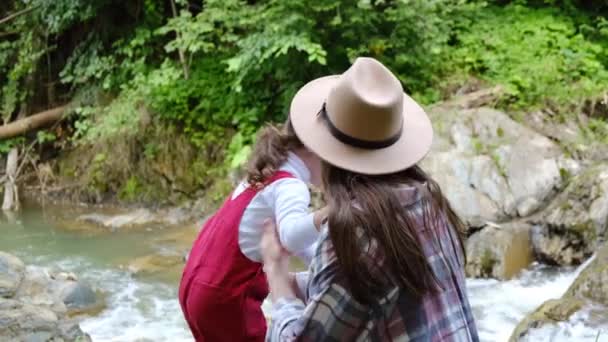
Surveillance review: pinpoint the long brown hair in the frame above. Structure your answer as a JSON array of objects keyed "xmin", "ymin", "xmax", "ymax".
[
  {"xmin": 246, "ymin": 120, "xmax": 303, "ymax": 187},
  {"xmin": 322, "ymin": 163, "xmax": 467, "ymax": 305}
]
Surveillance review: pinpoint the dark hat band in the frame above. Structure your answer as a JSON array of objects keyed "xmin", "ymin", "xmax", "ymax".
[{"xmin": 317, "ymin": 102, "xmax": 402, "ymax": 150}]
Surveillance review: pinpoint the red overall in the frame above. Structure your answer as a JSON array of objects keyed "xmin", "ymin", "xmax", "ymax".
[{"xmin": 179, "ymin": 171, "xmax": 294, "ymax": 341}]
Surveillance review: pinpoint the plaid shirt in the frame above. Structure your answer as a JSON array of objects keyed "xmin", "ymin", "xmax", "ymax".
[{"xmin": 267, "ymin": 184, "xmax": 479, "ymax": 341}]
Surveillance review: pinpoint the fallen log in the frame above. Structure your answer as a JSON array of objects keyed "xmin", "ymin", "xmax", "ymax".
[{"xmin": 0, "ymin": 106, "xmax": 66, "ymax": 140}]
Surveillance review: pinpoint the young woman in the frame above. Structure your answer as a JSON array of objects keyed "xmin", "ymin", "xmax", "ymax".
[
  {"xmin": 262, "ymin": 57, "xmax": 479, "ymax": 341},
  {"xmin": 179, "ymin": 121, "xmax": 326, "ymax": 341}
]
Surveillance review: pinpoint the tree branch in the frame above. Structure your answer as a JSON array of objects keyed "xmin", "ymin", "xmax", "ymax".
[{"xmin": 0, "ymin": 6, "xmax": 37, "ymax": 26}]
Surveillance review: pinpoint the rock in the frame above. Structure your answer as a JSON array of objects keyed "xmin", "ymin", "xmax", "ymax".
[
  {"xmin": 59, "ymin": 281, "xmax": 104, "ymax": 316},
  {"xmin": 77, "ymin": 206, "xmax": 194, "ymax": 231},
  {"xmin": 421, "ymin": 152, "xmax": 502, "ymax": 226},
  {"xmin": 0, "ymin": 252, "xmax": 96, "ymax": 341},
  {"xmin": 78, "ymin": 208, "xmax": 156, "ymax": 230},
  {"xmin": 16, "ymin": 266, "xmax": 104, "ymax": 317},
  {"xmin": 17, "ymin": 266, "xmax": 68, "ymax": 314},
  {"xmin": 465, "ymin": 222, "xmax": 533, "ymax": 279},
  {"xmin": 531, "ymin": 163, "xmax": 608, "ymax": 266},
  {"xmin": 421, "ymin": 107, "xmax": 574, "ymax": 227},
  {"xmin": 0, "ymin": 251, "xmax": 25, "ymax": 298},
  {"xmin": 564, "ymin": 243, "xmax": 608, "ymax": 306},
  {"xmin": 127, "ymin": 253, "xmax": 184, "ymax": 282},
  {"xmin": 0, "ymin": 299, "xmax": 91, "ymax": 342},
  {"xmin": 509, "ymin": 297, "xmax": 585, "ymax": 341},
  {"xmin": 510, "ymin": 243, "xmax": 608, "ymax": 341}
]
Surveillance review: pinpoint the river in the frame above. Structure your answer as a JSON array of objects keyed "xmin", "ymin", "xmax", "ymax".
[{"xmin": 1, "ymin": 204, "xmax": 606, "ymax": 342}]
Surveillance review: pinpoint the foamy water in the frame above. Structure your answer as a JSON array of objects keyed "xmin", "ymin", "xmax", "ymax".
[
  {"xmin": 523, "ymin": 307, "xmax": 608, "ymax": 342},
  {"xmin": 79, "ymin": 270, "xmax": 191, "ymax": 342},
  {"xmin": 75, "ymin": 261, "xmax": 605, "ymax": 342}
]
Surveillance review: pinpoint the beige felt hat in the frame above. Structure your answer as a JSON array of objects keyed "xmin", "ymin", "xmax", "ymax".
[{"xmin": 289, "ymin": 57, "xmax": 433, "ymax": 175}]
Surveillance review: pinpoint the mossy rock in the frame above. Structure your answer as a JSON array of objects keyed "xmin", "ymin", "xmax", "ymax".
[
  {"xmin": 565, "ymin": 243, "xmax": 608, "ymax": 305},
  {"xmin": 531, "ymin": 163, "xmax": 608, "ymax": 266},
  {"xmin": 509, "ymin": 297, "xmax": 585, "ymax": 342},
  {"xmin": 510, "ymin": 243, "xmax": 608, "ymax": 341}
]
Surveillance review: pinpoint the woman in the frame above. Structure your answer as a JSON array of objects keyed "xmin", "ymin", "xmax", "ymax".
[{"xmin": 261, "ymin": 57, "xmax": 479, "ymax": 341}]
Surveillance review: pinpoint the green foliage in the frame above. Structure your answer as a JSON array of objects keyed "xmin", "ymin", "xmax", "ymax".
[
  {"xmin": 0, "ymin": 138, "xmax": 24, "ymax": 154},
  {"xmin": 3, "ymin": 0, "xmax": 608, "ymax": 202},
  {"xmin": 36, "ymin": 131, "xmax": 56, "ymax": 144},
  {"xmin": 449, "ymin": 4, "xmax": 608, "ymax": 110},
  {"xmin": 72, "ymin": 87, "xmax": 142, "ymax": 142},
  {"xmin": 119, "ymin": 176, "xmax": 142, "ymax": 201},
  {"xmin": 227, "ymin": 132, "xmax": 252, "ymax": 169}
]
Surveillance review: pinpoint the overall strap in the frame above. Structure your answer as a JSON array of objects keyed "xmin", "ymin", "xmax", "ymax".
[{"xmin": 265, "ymin": 170, "xmax": 295, "ymax": 184}]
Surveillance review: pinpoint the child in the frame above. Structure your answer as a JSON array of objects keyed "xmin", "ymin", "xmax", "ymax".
[{"xmin": 178, "ymin": 120, "xmax": 325, "ymax": 342}]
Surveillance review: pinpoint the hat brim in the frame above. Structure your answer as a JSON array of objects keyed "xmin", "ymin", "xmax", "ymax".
[{"xmin": 290, "ymin": 75, "xmax": 433, "ymax": 175}]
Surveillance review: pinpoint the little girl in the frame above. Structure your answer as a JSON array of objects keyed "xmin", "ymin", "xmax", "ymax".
[{"xmin": 178, "ymin": 120, "xmax": 325, "ymax": 342}]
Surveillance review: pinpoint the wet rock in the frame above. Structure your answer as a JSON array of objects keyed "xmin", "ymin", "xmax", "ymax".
[
  {"xmin": 78, "ymin": 208, "xmax": 156, "ymax": 230},
  {"xmin": 421, "ymin": 107, "xmax": 575, "ymax": 227},
  {"xmin": 0, "ymin": 251, "xmax": 25, "ymax": 298},
  {"xmin": 59, "ymin": 281, "xmax": 102, "ymax": 315},
  {"xmin": 509, "ymin": 297, "xmax": 585, "ymax": 341},
  {"xmin": 17, "ymin": 266, "xmax": 104, "ymax": 316},
  {"xmin": 531, "ymin": 163, "xmax": 608, "ymax": 266},
  {"xmin": 510, "ymin": 243, "xmax": 608, "ymax": 341},
  {"xmin": 0, "ymin": 299, "xmax": 91, "ymax": 342},
  {"xmin": 0, "ymin": 252, "xmax": 93, "ymax": 342},
  {"xmin": 127, "ymin": 253, "xmax": 184, "ymax": 282},
  {"xmin": 77, "ymin": 206, "xmax": 193, "ymax": 231},
  {"xmin": 465, "ymin": 222, "xmax": 533, "ymax": 280},
  {"xmin": 564, "ymin": 242, "xmax": 608, "ymax": 306}
]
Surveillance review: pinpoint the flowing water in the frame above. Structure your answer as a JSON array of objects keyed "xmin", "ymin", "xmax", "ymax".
[{"xmin": 1, "ymin": 205, "xmax": 606, "ymax": 342}]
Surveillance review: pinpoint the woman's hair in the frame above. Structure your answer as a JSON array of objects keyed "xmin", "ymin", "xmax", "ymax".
[
  {"xmin": 246, "ymin": 120, "xmax": 303, "ymax": 187},
  {"xmin": 322, "ymin": 163, "xmax": 467, "ymax": 305}
]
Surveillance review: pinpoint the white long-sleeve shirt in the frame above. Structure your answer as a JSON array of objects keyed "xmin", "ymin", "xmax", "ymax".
[{"xmin": 234, "ymin": 152, "xmax": 319, "ymax": 265}]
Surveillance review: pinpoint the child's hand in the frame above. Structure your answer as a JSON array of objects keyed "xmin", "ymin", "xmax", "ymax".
[
  {"xmin": 260, "ymin": 219, "xmax": 290, "ymax": 274},
  {"xmin": 261, "ymin": 220, "xmax": 296, "ymax": 302}
]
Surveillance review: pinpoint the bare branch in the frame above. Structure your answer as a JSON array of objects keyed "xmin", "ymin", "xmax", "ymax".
[{"xmin": 0, "ymin": 6, "xmax": 38, "ymax": 26}]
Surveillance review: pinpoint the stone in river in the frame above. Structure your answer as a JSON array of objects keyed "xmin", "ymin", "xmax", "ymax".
[
  {"xmin": 0, "ymin": 251, "xmax": 25, "ymax": 298},
  {"xmin": 465, "ymin": 222, "xmax": 533, "ymax": 280},
  {"xmin": 510, "ymin": 242, "xmax": 608, "ymax": 341},
  {"xmin": 530, "ymin": 163, "xmax": 608, "ymax": 266}
]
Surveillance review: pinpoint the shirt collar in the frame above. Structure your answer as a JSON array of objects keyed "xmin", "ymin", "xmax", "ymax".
[{"xmin": 280, "ymin": 152, "xmax": 311, "ymax": 183}]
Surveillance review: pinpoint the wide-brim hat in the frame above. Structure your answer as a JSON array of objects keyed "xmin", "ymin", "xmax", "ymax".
[{"xmin": 290, "ymin": 57, "xmax": 433, "ymax": 175}]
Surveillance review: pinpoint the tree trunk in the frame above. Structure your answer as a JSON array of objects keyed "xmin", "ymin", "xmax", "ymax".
[
  {"xmin": 169, "ymin": 0, "xmax": 190, "ymax": 79},
  {"xmin": 0, "ymin": 106, "xmax": 65, "ymax": 140},
  {"xmin": 2, "ymin": 148, "xmax": 19, "ymax": 211}
]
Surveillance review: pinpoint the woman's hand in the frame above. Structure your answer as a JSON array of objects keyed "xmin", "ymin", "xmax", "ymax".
[{"xmin": 261, "ymin": 219, "xmax": 297, "ymax": 302}]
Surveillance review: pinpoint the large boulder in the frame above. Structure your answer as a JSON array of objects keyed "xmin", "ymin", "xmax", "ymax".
[
  {"xmin": 421, "ymin": 106, "xmax": 578, "ymax": 227},
  {"xmin": 530, "ymin": 163, "xmax": 608, "ymax": 266},
  {"xmin": 0, "ymin": 252, "xmax": 93, "ymax": 342},
  {"xmin": 0, "ymin": 251, "xmax": 25, "ymax": 298},
  {"xmin": 510, "ymin": 243, "xmax": 608, "ymax": 341},
  {"xmin": 465, "ymin": 222, "xmax": 533, "ymax": 280}
]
